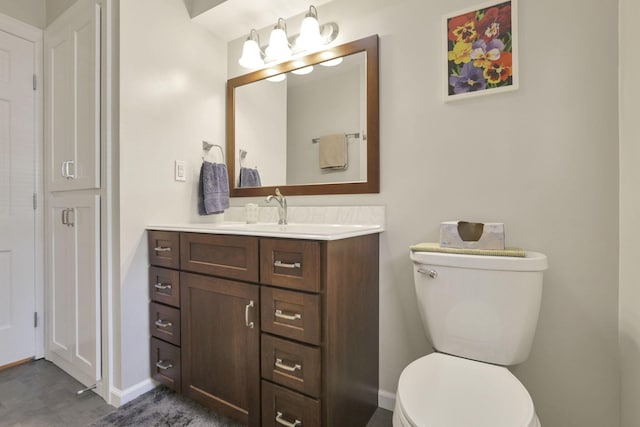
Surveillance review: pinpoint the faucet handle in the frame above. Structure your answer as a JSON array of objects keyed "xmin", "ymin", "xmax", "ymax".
[{"xmin": 275, "ymin": 188, "xmax": 283, "ymax": 198}]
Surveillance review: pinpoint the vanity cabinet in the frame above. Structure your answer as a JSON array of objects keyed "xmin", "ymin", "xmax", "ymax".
[{"xmin": 147, "ymin": 229, "xmax": 379, "ymax": 427}]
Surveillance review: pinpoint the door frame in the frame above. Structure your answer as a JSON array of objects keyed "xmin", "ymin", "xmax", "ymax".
[{"xmin": 0, "ymin": 12, "xmax": 44, "ymax": 361}]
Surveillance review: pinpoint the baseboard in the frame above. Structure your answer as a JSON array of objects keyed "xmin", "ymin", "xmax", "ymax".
[
  {"xmin": 110, "ymin": 378, "xmax": 157, "ymax": 407},
  {"xmin": 378, "ymin": 388, "xmax": 396, "ymax": 411}
]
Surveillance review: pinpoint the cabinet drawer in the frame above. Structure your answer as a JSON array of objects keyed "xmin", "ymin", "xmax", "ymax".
[
  {"xmin": 261, "ymin": 287, "xmax": 321, "ymax": 345},
  {"xmin": 260, "ymin": 239, "xmax": 321, "ymax": 292},
  {"xmin": 150, "ymin": 337, "xmax": 181, "ymax": 393},
  {"xmin": 149, "ymin": 266, "xmax": 180, "ymax": 307},
  {"xmin": 181, "ymin": 233, "xmax": 259, "ymax": 282},
  {"xmin": 148, "ymin": 231, "xmax": 180, "ymax": 269},
  {"xmin": 150, "ymin": 302, "xmax": 181, "ymax": 346},
  {"xmin": 262, "ymin": 381, "xmax": 320, "ymax": 427},
  {"xmin": 262, "ymin": 334, "xmax": 321, "ymax": 398}
]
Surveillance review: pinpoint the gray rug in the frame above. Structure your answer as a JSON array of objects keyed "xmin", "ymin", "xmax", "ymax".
[{"xmin": 89, "ymin": 386, "xmax": 243, "ymax": 427}]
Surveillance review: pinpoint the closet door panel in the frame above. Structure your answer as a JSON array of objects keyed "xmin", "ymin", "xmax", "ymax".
[{"xmin": 44, "ymin": 0, "xmax": 100, "ymax": 191}]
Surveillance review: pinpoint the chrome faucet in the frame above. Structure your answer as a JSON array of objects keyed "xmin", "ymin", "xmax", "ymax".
[{"xmin": 265, "ymin": 188, "xmax": 287, "ymax": 225}]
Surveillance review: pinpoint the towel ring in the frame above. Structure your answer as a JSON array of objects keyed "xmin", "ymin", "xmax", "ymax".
[{"xmin": 202, "ymin": 141, "xmax": 225, "ymax": 163}]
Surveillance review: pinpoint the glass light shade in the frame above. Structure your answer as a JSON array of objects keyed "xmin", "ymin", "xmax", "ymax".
[
  {"xmin": 296, "ymin": 16, "xmax": 322, "ymax": 50},
  {"xmin": 265, "ymin": 28, "xmax": 291, "ymax": 61},
  {"xmin": 291, "ymin": 65, "xmax": 314, "ymax": 75},
  {"xmin": 266, "ymin": 73, "xmax": 287, "ymax": 82},
  {"xmin": 320, "ymin": 57, "xmax": 343, "ymax": 67},
  {"xmin": 238, "ymin": 38, "xmax": 264, "ymax": 69}
]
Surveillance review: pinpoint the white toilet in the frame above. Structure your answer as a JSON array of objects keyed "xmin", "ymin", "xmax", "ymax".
[{"xmin": 393, "ymin": 250, "xmax": 548, "ymax": 427}]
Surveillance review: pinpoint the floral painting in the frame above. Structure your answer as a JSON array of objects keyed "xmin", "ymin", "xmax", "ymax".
[{"xmin": 445, "ymin": 0, "xmax": 517, "ymax": 100}]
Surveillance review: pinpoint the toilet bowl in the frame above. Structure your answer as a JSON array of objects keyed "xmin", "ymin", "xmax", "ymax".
[
  {"xmin": 393, "ymin": 250, "xmax": 548, "ymax": 427},
  {"xmin": 392, "ymin": 353, "xmax": 540, "ymax": 427}
]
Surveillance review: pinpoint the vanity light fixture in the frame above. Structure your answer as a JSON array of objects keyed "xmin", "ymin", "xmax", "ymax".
[
  {"xmin": 265, "ymin": 18, "xmax": 292, "ymax": 62},
  {"xmin": 238, "ymin": 29, "xmax": 265, "ymax": 69},
  {"xmin": 238, "ymin": 5, "xmax": 339, "ymax": 70}
]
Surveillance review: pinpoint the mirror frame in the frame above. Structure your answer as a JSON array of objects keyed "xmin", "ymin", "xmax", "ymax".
[{"xmin": 227, "ymin": 34, "xmax": 379, "ymax": 197}]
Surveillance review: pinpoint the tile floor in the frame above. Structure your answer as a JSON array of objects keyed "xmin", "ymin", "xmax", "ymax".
[{"xmin": 0, "ymin": 359, "xmax": 393, "ymax": 427}]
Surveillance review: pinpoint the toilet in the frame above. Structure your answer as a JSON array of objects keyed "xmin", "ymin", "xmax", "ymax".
[{"xmin": 393, "ymin": 250, "xmax": 548, "ymax": 427}]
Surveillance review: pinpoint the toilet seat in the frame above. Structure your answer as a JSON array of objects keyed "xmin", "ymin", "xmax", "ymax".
[{"xmin": 394, "ymin": 353, "xmax": 539, "ymax": 427}]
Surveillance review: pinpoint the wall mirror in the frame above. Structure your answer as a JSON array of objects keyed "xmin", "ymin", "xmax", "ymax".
[{"xmin": 227, "ymin": 35, "xmax": 379, "ymax": 197}]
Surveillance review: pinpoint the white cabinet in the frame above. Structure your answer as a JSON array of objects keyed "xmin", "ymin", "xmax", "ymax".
[
  {"xmin": 44, "ymin": 0, "xmax": 101, "ymax": 192},
  {"xmin": 46, "ymin": 192, "xmax": 101, "ymax": 387}
]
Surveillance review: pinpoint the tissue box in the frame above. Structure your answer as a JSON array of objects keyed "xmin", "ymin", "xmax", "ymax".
[{"xmin": 439, "ymin": 221, "xmax": 505, "ymax": 250}]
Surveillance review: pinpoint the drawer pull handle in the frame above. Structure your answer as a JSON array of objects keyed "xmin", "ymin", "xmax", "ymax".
[
  {"xmin": 155, "ymin": 360, "xmax": 173, "ymax": 370},
  {"xmin": 275, "ymin": 358, "xmax": 302, "ymax": 372},
  {"xmin": 274, "ymin": 260, "xmax": 301, "ymax": 269},
  {"xmin": 276, "ymin": 412, "xmax": 301, "ymax": 427},
  {"xmin": 154, "ymin": 319, "xmax": 173, "ymax": 328},
  {"xmin": 154, "ymin": 246, "xmax": 172, "ymax": 252},
  {"xmin": 275, "ymin": 309, "xmax": 301, "ymax": 321},
  {"xmin": 154, "ymin": 283, "xmax": 172, "ymax": 290},
  {"xmin": 245, "ymin": 300, "xmax": 255, "ymax": 328}
]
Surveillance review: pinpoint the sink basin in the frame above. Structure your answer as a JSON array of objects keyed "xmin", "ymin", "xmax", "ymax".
[{"xmin": 148, "ymin": 222, "xmax": 383, "ymax": 240}]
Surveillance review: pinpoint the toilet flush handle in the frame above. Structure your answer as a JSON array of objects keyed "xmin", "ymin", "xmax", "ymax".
[{"xmin": 417, "ymin": 268, "xmax": 438, "ymax": 279}]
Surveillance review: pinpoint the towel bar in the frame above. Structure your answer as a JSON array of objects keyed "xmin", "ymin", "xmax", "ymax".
[{"xmin": 311, "ymin": 132, "xmax": 363, "ymax": 144}]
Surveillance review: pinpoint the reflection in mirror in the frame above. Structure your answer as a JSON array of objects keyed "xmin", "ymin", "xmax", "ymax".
[
  {"xmin": 227, "ymin": 35, "xmax": 379, "ymax": 197},
  {"xmin": 235, "ymin": 52, "xmax": 366, "ymax": 187}
]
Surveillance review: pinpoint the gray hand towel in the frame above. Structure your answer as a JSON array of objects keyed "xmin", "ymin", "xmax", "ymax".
[
  {"xmin": 198, "ymin": 161, "xmax": 229, "ymax": 215},
  {"xmin": 239, "ymin": 167, "xmax": 262, "ymax": 187}
]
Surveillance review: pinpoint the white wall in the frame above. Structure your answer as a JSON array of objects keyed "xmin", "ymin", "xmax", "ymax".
[
  {"xmin": 619, "ymin": 1, "xmax": 639, "ymax": 426},
  {"xmin": 224, "ymin": 0, "xmax": 620, "ymax": 425},
  {"xmin": 118, "ymin": 0, "xmax": 226, "ymax": 390},
  {"xmin": 0, "ymin": 0, "xmax": 45, "ymax": 28}
]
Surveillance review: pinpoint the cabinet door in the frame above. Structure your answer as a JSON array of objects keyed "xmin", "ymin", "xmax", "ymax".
[
  {"xmin": 45, "ymin": 0, "xmax": 101, "ymax": 191},
  {"xmin": 181, "ymin": 272, "xmax": 260, "ymax": 427},
  {"xmin": 46, "ymin": 192, "xmax": 101, "ymax": 388}
]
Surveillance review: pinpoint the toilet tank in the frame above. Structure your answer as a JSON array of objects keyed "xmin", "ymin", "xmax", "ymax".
[{"xmin": 411, "ymin": 250, "xmax": 548, "ymax": 366}]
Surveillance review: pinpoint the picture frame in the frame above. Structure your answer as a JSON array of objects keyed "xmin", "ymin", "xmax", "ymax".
[{"xmin": 444, "ymin": 0, "xmax": 518, "ymax": 101}]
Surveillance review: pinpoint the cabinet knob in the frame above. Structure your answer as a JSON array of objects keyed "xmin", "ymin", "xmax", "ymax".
[
  {"xmin": 61, "ymin": 160, "xmax": 75, "ymax": 179},
  {"xmin": 154, "ymin": 282, "xmax": 172, "ymax": 290},
  {"xmin": 155, "ymin": 360, "xmax": 173, "ymax": 370},
  {"xmin": 274, "ymin": 260, "xmax": 301, "ymax": 269},
  {"xmin": 154, "ymin": 319, "xmax": 172, "ymax": 328},
  {"xmin": 245, "ymin": 300, "xmax": 255, "ymax": 328},
  {"xmin": 154, "ymin": 246, "xmax": 172, "ymax": 252},
  {"xmin": 276, "ymin": 412, "xmax": 301, "ymax": 427},
  {"xmin": 275, "ymin": 358, "xmax": 302, "ymax": 372},
  {"xmin": 274, "ymin": 309, "xmax": 301, "ymax": 321}
]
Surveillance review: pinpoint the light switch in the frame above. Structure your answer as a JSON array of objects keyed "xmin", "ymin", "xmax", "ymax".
[{"xmin": 175, "ymin": 160, "xmax": 186, "ymax": 181}]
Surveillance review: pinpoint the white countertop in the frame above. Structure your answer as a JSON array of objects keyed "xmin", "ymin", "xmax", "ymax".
[{"xmin": 147, "ymin": 222, "xmax": 384, "ymax": 240}]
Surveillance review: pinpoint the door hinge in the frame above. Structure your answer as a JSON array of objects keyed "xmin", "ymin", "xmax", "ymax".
[
  {"xmin": 33, "ymin": 74, "xmax": 37, "ymax": 91},
  {"xmin": 33, "ymin": 193, "xmax": 37, "ymax": 210},
  {"xmin": 34, "ymin": 312, "xmax": 38, "ymax": 328}
]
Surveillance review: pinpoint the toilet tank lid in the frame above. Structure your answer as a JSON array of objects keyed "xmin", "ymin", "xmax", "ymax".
[{"xmin": 410, "ymin": 250, "xmax": 548, "ymax": 272}]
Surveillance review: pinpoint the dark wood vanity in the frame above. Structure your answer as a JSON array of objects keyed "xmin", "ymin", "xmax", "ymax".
[{"xmin": 148, "ymin": 229, "xmax": 379, "ymax": 427}]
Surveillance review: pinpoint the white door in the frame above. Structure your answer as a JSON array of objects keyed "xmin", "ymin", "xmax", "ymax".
[
  {"xmin": 0, "ymin": 27, "xmax": 36, "ymax": 367},
  {"xmin": 46, "ymin": 192, "xmax": 100, "ymax": 386},
  {"xmin": 45, "ymin": 0, "xmax": 100, "ymax": 192}
]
